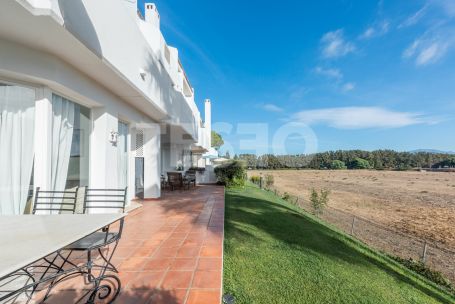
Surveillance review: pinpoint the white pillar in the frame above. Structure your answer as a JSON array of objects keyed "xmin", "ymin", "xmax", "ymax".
[
  {"xmin": 205, "ymin": 99, "xmax": 212, "ymax": 148},
  {"xmin": 90, "ymin": 109, "xmax": 118, "ymax": 189},
  {"xmin": 143, "ymin": 123, "xmax": 161, "ymax": 198},
  {"xmin": 33, "ymin": 87, "xmax": 52, "ymax": 191}
]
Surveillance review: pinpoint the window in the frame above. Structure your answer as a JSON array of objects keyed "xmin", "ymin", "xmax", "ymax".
[
  {"xmin": 51, "ymin": 94, "xmax": 90, "ymax": 191},
  {"xmin": 66, "ymin": 103, "xmax": 90, "ymax": 189}
]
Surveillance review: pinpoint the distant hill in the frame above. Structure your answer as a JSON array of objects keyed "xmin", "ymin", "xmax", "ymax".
[{"xmin": 410, "ymin": 149, "xmax": 455, "ymax": 155}]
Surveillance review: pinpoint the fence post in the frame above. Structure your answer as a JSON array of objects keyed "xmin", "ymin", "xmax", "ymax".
[
  {"xmin": 422, "ymin": 241, "xmax": 428, "ymax": 264},
  {"xmin": 350, "ymin": 216, "xmax": 356, "ymax": 235},
  {"xmin": 259, "ymin": 177, "xmax": 263, "ymax": 189},
  {"xmin": 295, "ymin": 197, "xmax": 299, "ymax": 205}
]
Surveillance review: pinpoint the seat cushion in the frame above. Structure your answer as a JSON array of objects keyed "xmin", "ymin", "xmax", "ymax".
[{"xmin": 65, "ymin": 232, "xmax": 117, "ymax": 250}]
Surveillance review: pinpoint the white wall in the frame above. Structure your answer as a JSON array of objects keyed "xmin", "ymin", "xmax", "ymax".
[{"xmin": 0, "ymin": 39, "xmax": 162, "ymax": 204}]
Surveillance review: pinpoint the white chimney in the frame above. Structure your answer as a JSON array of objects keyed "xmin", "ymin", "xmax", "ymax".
[
  {"xmin": 144, "ymin": 3, "xmax": 160, "ymax": 29},
  {"xmin": 205, "ymin": 99, "xmax": 212, "ymax": 148}
]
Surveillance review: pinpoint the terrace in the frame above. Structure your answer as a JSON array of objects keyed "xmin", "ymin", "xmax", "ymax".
[{"xmin": 27, "ymin": 185, "xmax": 225, "ymax": 304}]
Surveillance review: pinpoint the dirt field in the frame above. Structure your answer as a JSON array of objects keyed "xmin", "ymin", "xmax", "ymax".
[{"xmin": 250, "ymin": 170, "xmax": 455, "ymax": 248}]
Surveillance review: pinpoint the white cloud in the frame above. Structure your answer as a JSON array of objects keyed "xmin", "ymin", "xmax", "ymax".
[
  {"xmin": 261, "ymin": 103, "xmax": 284, "ymax": 112},
  {"xmin": 399, "ymin": 5, "xmax": 428, "ymax": 29},
  {"xmin": 360, "ymin": 27, "xmax": 375, "ymax": 39},
  {"xmin": 341, "ymin": 82, "xmax": 356, "ymax": 92},
  {"xmin": 314, "ymin": 66, "xmax": 343, "ymax": 80},
  {"xmin": 320, "ymin": 29, "xmax": 356, "ymax": 58},
  {"xmin": 360, "ymin": 21, "xmax": 390, "ymax": 39},
  {"xmin": 417, "ymin": 42, "xmax": 448, "ymax": 65},
  {"xmin": 403, "ymin": 36, "xmax": 450, "ymax": 66},
  {"xmin": 291, "ymin": 107, "xmax": 436, "ymax": 129}
]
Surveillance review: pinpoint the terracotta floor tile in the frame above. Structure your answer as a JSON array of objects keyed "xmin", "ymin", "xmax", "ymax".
[
  {"xmin": 127, "ymin": 271, "xmax": 165, "ymax": 289},
  {"xmin": 153, "ymin": 246, "xmax": 180, "ymax": 258},
  {"xmin": 187, "ymin": 289, "xmax": 221, "ymax": 304},
  {"xmin": 197, "ymin": 258, "xmax": 222, "ymax": 271},
  {"xmin": 149, "ymin": 288, "xmax": 187, "ymax": 304},
  {"xmin": 200, "ymin": 245, "xmax": 223, "ymax": 257},
  {"xmin": 115, "ymin": 246, "xmax": 135, "ymax": 258},
  {"xmin": 118, "ymin": 271, "xmax": 136, "ymax": 288},
  {"xmin": 170, "ymin": 232, "xmax": 188, "ymax": 239},
  {"xmin": 161, "ymin": 238, "xmax": 185, "ymax": 248},
  {"xmin": 161, "ymin": 271, "xmax": 193, "ymax": 289},
  {"xmin": 191, "ymin": 270, "xmax": 221, "ymax": 289},
  {"xmin": 170, "ymin": 258, "xmax": 198, "ymax": 271},
  {"xmin": 116, "ymin": 289, "xmax": 155, "ymax": 304},
  {"xmin": 176, "ymin": 245, "xmax": 201, "ymax": 258},
  {"xmin": 143, "ymin": 258, "xmax": 173, "ymax": 271},
  {"xmin": 119, "ymin": 257, "xmax": 148, "ymax": 271},
  {"xmin": 132, "ymin": 246, "xmax": 158, "ymax": 258}
]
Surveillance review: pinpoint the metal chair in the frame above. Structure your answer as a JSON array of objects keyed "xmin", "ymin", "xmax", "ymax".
[
  {"xmin": 184, "ymin": 170, "xmax": 197, "ymax": 188},
  {"xmin": 63, "ymin": 187, "xmax": 128, "ymax": 274},
  {"xmin": 83, "ymin": 188, "xmax": 128, "ymax": 214},
  {"xmin": 32, "ymin": 187, "xmax": 78, "ymax": 214},
  {"xmin": 167, "ymin": 172, "xmax": 190, "ymax": 191}
]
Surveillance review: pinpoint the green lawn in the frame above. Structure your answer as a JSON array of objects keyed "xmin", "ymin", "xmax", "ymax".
[{"xmin": 223, "ymin": 185, "xmax": 455, "ymax": 304}]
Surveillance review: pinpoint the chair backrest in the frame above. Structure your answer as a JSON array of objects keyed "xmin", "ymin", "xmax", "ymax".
[
  {"xmin": 32, "ymin": 187, "xmax": 78, "ymax": 214},
  {"xmin": 185, "ymin": 171, "xmax": 196, "ymax": 179},
  {"xmin": 167, "ymin": 172, "xmax": 183, "ymax": 185},
  {"xmin": 83, "ymin": 187, "xmax": 128, "ymax": 214}
]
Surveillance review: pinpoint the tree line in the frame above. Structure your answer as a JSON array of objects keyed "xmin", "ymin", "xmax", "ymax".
[{"xmin": 232, "ymin": 150, "xmax": 455, "ymax": 170}]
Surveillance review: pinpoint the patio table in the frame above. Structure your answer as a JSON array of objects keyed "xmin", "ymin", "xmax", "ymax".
[{"xmin": 0, "ymin": 214, "xmax": 125, "ymax": 303}]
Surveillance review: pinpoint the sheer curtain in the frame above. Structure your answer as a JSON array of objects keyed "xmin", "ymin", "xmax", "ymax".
[
  {"xmin": 117, "ymin": 121, "xmax": 128, "ymax": 189},
  {"xmin": 51, "ymin": 94, "xmax": 75, "ymax": 192},
  {"xmin": 0, "ymin": 84, "xmax": 35, "ymax": 215}
]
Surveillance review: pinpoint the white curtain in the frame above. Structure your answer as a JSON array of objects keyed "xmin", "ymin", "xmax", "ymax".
[
  {"xmin": 0, "ymin": 84, "xmax": 35, "ymax": 215},
  {"xmin": 51, "ymin": 94, "xmax": 75, "ymax": 192},
  {"xmin": 117, "ymin": 121, "xmax": 128, "ymax": 189}
]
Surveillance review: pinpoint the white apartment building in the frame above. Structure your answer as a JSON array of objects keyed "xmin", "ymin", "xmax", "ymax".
[{"xmin": 0, "ymin": 0, "xmax": 213, "ymax": 215}]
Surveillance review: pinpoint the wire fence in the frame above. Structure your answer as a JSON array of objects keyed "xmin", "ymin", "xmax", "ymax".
[{"xmin": 253, "ymin": 179, "xmax": 455, "ymax": 285}]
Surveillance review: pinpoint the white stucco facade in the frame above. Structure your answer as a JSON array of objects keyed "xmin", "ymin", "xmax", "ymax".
[{"xmin": 0, "ymin": 0, "xmax": 212, "ymax": 213}]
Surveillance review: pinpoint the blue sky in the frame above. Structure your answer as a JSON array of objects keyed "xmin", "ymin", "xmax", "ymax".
[{"xmin": 140, "ymin": 0, "xmax": 455, "ymax": 155}]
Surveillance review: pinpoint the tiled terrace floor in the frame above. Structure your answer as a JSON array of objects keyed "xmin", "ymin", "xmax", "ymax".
[{"xmin": 44, "ymin": 185, "xmax": 225, "ymax": 304}]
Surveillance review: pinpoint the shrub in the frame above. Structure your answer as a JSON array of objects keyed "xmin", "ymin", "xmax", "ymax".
[
  {"xmin": 310, "ymin": 188, "xmax": 330, "ymax": 215},
  {"xmin": 392, "ymin": 257, "xmax": 454, "ymax": 294},
  {"xmin": 349, "ymin": 157, "xmax": 372, "ymax": 169},
  {"xmin": 282, "ymin": 192, "xmax": 291, "ymax": 201},
  {"xmin": 330, "ymin": 160, "xmax": 347, "ymax": 170},
  {"xmin": 250, "ymin": 175, "xmax": 261, "ymax": 185},
  {"xmin": 214, "ymin": 160, "xmax": 246, "ymax": 187},
  {"xmin": 264, "ymin": 174, "xmax": 274, "ymax": 189}
]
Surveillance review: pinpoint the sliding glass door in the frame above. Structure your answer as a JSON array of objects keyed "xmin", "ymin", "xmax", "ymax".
[{"xmin": 51, "ymin": 94, "xmax": 90, "ymax": 191}]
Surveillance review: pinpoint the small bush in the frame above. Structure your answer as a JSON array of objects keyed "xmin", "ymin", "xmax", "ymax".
[
  {"xmin": 392, "ymin": 257, "xmax": 454, "ymax": 294},
  {"xmin": 214, "ymin": 160, "xmax": 246, "ymax": 188},
  {"xmin": 330, "ymin": 160, "xmax": 347, "ymax": 170},
  {"xmin": 282, "ymin": 192, "xmax": 291, "ymax": 201},
  {"xmin": 310, "ymin": 188, "xmax": 330, "ymax": 215},
  {"xmin": 349, "ymin": 157, "xmax": 372, "ymax": 169},
  {"xmin": 264, "ymin": 174, "xmax": 274, "ymax": 189},
  {"xmin": 250, "ymin": 175, "xmax": 261, "ymax": 185}
]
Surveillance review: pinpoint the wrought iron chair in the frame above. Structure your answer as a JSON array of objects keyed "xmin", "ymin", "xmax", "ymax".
[
  {"xmin": 63, "ymin": 188, "xmax": 127, "ymax": 271},
  {"xmin": 32, "ymin": 187, "xmax": 79, "ymax": 214},
  {"xmin": 184, "ymin": 170, "xmax": 197, "ymax": 188},
  {"xmin": 27, "ymin": 187, "xmax": 79, "ymax": 297},
  {"xmin": 37, "ymin": 188, "xmax": 128, "ymax": 302},
  {"xmin": 167, "ymin": 172, "xmax": 190, "ymax": 191}
]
